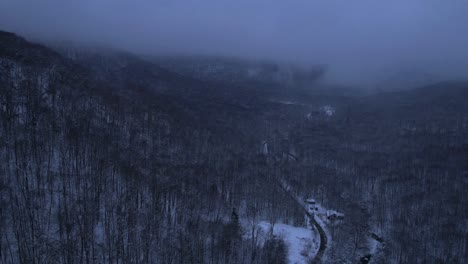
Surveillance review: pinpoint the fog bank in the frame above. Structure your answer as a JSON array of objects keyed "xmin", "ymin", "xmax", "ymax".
[{"xmin": 1, "ymin": 0, "xmax": 467, "ymax": 86}]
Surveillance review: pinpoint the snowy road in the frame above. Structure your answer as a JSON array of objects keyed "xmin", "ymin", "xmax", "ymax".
[
  {"xmin": 307, "ymin": 212, "xmax": 327, "ymax": 264},
  {"xmin": 274, "ymin": 179, "xmax": 329, "ymax": 264}
]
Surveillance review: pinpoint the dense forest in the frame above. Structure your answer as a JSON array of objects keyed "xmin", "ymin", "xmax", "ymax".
[{"xmin": 1, "ymin": 31, "xmax": 467, "ymax": 264}]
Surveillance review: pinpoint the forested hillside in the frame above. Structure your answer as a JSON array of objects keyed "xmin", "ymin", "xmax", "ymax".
[{"xmin": 0, "ymin": 31, "xmax": 467, "ymax": 263}]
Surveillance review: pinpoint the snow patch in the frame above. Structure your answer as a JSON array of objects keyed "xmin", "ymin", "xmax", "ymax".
[
  {"xmin": 261, "ymin": 140, "xmax": 269, "ymax": 155},
  {"xmin": 320, "ymin": 105, "xmax": 335, "ymax": 117},
  {"xmin": 257, "ymin": 222, "xmax": 319, "ymax": 264}
]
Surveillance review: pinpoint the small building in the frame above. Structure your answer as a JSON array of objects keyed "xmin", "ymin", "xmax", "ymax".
[{"xmin": 326, "ymin": 210, "xmax": 344, "ymax": 220}]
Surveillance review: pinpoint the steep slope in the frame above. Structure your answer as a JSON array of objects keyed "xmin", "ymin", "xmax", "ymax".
[
  {"xmin": 0, "ymin": 31, "xmax": 307, "ymax": 264},
  {"xmin": 1, "ymin": 30, "xmax": 467, "ymax": 264}
]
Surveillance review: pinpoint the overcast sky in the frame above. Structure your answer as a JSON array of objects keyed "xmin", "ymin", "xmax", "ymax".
[{"xmin": 1, "ymin": 0, "xmax": 468, "ymax": 86}]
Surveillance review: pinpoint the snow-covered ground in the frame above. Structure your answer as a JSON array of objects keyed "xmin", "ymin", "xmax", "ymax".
[
  {"xmin": 319, "ymin": 105, "xmax": 336, "ymax": 117},
  {"xmin": 257, "ymin": 221, "xmax": 319, "ymax": 264},
  {"xmin": 274, "ymin": 100, "xmax": 311, "ymax": 107}
]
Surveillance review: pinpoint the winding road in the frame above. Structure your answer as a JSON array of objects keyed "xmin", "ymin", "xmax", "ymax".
[
  {"xmin": 274, "ymin": 179, "xmax": 328, "ymax": 264},
  {"xmin": 275, "ymin": 176, "xmax": 387, "ymax": 264},
  {"xmin": 307, "ymin": 210, "xmax": 327, "ymax": 264}
]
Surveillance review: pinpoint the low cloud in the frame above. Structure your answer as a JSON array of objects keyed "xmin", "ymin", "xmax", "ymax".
[{"xmin": 1, "ymin": 0, "xmax": 467, "ymax": 86}]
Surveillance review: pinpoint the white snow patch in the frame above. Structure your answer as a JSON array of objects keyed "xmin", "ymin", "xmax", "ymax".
[
  {"xmin": 277, "ymin": 100, "xmax": 298, "ymax": 105},
  {"xmin": 257, "ymin": 221, "xmax": 319, "ymax": 264},
  {"xmin": 320, "ymin": 105, "xmax": 335, "ymax": 117},
  {"xmin": 369, "ymin": 236, "xmax": 379, "ymax": 254},
  {"xmin": 273, "ymin": 100, "xmax": 311, "ymax": 107},
  {"xmin": 261, "ymin": 141, "xmax": 269, "ymax": 155}
]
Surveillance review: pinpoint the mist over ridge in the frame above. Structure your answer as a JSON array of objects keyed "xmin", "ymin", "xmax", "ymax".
[{"xmin": 1, "ymin": 0, "xmax": 468, "ymax": 86}]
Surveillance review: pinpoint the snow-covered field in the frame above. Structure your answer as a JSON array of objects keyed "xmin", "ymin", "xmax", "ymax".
[{"xmin": 257, "ymin": 221, "xmax": 319, "ymax": 264}]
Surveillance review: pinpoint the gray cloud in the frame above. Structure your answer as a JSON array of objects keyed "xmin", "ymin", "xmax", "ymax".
[{"xmin": 1, "ymin": 0, "xmax": 468, "ymax": 86}]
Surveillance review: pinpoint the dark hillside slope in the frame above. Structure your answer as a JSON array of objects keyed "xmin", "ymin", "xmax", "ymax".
[
  {"xmin": 1, "ymin": 31, "xmax": 467, "ymax": 263},
  {"xmin": 0, "ymin": 31, "xmax": 64, "ymax": 67},
  {"xmin": 0, "ymin": 31, "xmax": 307, "ymax": 264}
]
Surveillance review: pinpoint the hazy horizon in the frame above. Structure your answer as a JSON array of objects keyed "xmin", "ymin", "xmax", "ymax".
[{"xmin": 1, "ymin": 0, "xmax": 468, "ymax": 87}]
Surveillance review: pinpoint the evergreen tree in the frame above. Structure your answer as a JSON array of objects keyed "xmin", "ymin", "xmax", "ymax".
[
  {"xmin": 221, "ymin": 208, "xmax": 243, "ymax": 262},
  {"xmin": 230, "ymin": 207, "xmax": 242, "ymax": 240}
]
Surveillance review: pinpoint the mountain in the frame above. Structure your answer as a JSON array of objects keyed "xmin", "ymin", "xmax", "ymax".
[{"xmin": 1, "ymin": 30, "xmax": 467, "ymax": 264}]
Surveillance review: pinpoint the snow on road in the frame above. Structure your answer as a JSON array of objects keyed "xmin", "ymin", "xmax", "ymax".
[{"xmin": 258, "ymin": 221, "xmax": 319, "ymax": 264}]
